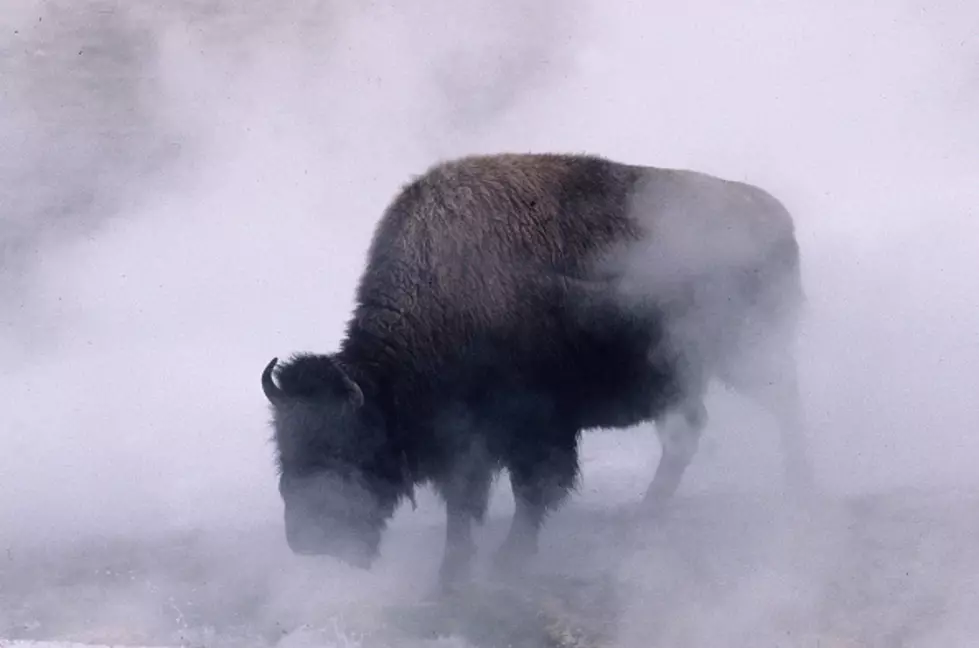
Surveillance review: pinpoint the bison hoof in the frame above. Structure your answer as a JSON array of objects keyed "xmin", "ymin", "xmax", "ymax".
[
  {"xmin": 436, "ymin": 556, "xmax": 473, "ymax": 597},
  {"xmin": 785, "ymin": 478, "xmax": 818, "ymax": 510},
  {"xmin": 639, "ymin": 491, "xmax": 677, "ymax": 519},
  {"xmin": 490, "ymin": 539, "xmax": 535, "ymax": 579},
  {"xmin": 428, "ymin": 577, "xmax": 463, "ymax": 601}
]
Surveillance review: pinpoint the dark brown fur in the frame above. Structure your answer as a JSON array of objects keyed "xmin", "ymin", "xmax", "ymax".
[{"xmin": 261, "ymin": 152, "xmax": 813, "ymax": 592}]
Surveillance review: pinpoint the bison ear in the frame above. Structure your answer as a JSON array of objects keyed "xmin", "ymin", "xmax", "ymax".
[{"xmin": 333, "ymin": 361, "xmax": 365, "ymax": 409}]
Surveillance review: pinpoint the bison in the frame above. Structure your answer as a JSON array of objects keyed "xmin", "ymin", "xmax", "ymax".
[{"xmin": 260, "ymin": 152, "xmax": 814, "ymax": 592}]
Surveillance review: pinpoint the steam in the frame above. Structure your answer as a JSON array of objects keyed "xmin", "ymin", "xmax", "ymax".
[{"xmin": 1, "ymin": 0, "xmax": 978, "ymax": 646}]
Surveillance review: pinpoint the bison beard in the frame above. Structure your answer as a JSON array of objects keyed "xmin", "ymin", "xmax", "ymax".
[{"xmin": 261, "ymin": 152, "xmax": 814, "ymax": 593}]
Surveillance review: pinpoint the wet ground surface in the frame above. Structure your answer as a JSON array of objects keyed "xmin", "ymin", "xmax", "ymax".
[{"xmin": 3, "ymin": 489, "xmax": 979, "ymax": 647}]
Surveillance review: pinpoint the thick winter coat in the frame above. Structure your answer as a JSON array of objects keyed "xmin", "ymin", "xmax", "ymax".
[{"xmin": 261, "ymin": 152, "xmax": 813, "ymax": 591}]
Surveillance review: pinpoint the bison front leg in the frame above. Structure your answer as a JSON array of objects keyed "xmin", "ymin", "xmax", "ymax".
[
  {"xmin": 493, "ymin": 438, "xmax": 579, "ymax": 577},
  {"xmin": 641, "ymin": 399, "xmax": 707, "ymax": 513},
  {"xmin": 437, "ymin": 497, "xmax": 476, "ymax": 593},
  {"xmin": 434, "ymin": 444, "xmax": 495, "ymax": 595}
]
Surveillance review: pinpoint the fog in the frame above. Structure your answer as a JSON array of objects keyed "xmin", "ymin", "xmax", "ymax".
[{"xmin": 1, "ymin": 0, "xmax": 978, "ymax": 646}]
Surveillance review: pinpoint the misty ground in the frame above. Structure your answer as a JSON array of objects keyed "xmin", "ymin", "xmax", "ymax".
[
  {"xmin": 4, "ymin": 482, "xmax": 979, "ymax": 647},
  {"xmin": 3, "ymin": 2, "xmax": 979, "ymax": 648}
]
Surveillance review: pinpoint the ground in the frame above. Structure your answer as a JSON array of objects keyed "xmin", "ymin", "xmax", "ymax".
[{"xmin": 3, "ymin": 487, "xmax": 978, "ymax": 648}]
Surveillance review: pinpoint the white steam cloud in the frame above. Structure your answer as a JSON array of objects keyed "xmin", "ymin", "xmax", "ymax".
[{"xmin": 1, "ymin": 0, "xmax": 977, "ymax": 645}]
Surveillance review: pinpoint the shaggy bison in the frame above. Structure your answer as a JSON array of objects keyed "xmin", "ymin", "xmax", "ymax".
[{"xmin": 261, "ymin": 152, "xmax": 814, "ymax": 591}]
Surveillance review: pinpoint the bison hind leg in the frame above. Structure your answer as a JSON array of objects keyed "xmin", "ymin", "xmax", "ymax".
[
  {"xmin": 641, "ymin": 398, "xmax": 708, "ymax": 514},
  {"xmin": 726, "ymin": 360, "xmax": 815, "ymax": 498},
  {"xmin": 717, "ymin": 332, "xmax": 816, "ymax": 499}
]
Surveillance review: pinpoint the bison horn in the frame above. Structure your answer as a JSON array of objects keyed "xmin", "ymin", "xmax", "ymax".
[
  {"xmin": 337, "ymin": 367, "xmax": 365, "ymax": 409},
  {"xmin": 261, "ymin": 357, "xmax": 287, "ymax": 405}
]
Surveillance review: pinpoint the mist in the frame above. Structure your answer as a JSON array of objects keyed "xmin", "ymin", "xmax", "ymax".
[{"xmin": 2, "ymin": 0, "xmax": 978, "ymax": 646}]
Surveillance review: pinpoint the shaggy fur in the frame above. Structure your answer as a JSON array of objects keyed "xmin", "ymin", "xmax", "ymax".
[{"xmin": 261, "ymin": 152, "xmax": 813, "ymax": 591}]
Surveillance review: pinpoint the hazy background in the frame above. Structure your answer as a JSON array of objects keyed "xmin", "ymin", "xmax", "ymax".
[{"xmin": 1, "ymin": 0, "xmax": 978, "ymax": 645}]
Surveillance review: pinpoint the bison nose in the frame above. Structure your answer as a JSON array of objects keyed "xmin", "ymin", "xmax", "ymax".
[
  {"xmin": 286, "ymin": 532, "xmax": 374, "ymax": 569},
  {"xmin": 283, "ymin": 511, "xmax": 377, "ymax": 569},
  {"xmin": 342, "ymin": 551, "xmax": 373, "ymax": 570},
  {"xmin": 284, "ymin": 516, "xmax": 325, "ymax": 556}
]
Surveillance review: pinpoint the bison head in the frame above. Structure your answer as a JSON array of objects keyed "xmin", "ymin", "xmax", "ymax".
[{"xmin": 261, "ymin": 354, "xmax": 401, "ymax": 569}]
